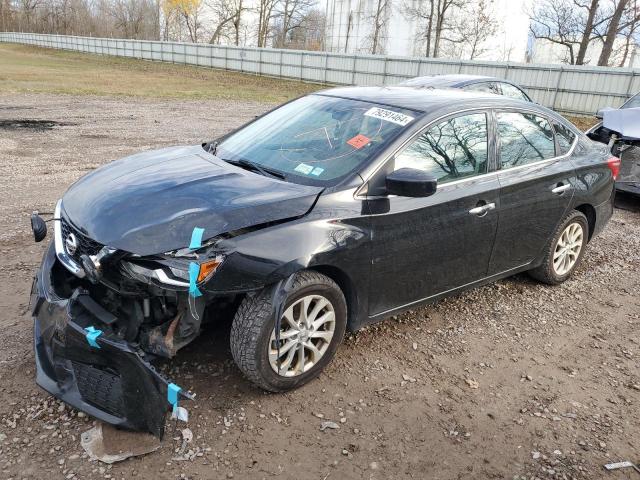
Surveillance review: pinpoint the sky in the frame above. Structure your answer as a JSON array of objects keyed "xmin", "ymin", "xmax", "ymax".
[{"xmin": 491, "ymin": 0, "xmax": 533, "ymax": 62}]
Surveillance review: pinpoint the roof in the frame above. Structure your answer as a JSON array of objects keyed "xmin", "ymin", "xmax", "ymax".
[
  {"xmin": 317, "ymin": 85, "xmax": 528, "ymax": 114},
  {"xmin": 398, "ymin": 74, "xmax": 500, "ymax": 88}
]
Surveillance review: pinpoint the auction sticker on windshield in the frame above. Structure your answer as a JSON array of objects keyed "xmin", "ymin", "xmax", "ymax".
[
  {"xmin": 364, "ymin": 107, "xmax": 414, "ymax": 126},
  {"xmin": 347, "ymin": 134, "xmax": 371, "ymax": 149}
]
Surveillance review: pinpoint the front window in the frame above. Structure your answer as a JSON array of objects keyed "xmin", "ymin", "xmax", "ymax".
[
  {"xmin": 393, "ymin": 112, "xmax": 489, "ymax": 184},
  {"xmin": 215, "ymin": 95, "xmax": 420, "ymax": 186}
]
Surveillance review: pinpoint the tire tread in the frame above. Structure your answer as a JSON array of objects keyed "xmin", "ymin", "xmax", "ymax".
[
  {"xmin": 230, "ymin": 271, "xmax": 344, "ymax": 391},
  {"xmin": 528, "ymin": 210, "xmax": 588, "ymax": 285}
]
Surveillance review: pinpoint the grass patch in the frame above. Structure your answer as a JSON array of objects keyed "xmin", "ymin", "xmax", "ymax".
[
  {"xmin": 0, "ymin": 44, "xmax": 322, "ymax": 103},
  {"xmin": 565, "ymin": 115, "xmax": 598, "ymax": 131},
  {"xmin": 0, "ymin": 44, "xmax": 602, "ymax": 128}
]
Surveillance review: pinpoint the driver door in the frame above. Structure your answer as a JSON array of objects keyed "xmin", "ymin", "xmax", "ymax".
[{"xmin": 366, "ymin": 111, "xmax": 500, "ymax": 316}]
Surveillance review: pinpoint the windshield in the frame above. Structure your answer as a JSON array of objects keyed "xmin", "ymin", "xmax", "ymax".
[
  {"xmin": 622, "ymin": 92, "xmax": 640, "ymax": 109},
  {"xmin": 215, "ymin": 94, "xmax": 420, "ymax": 186}
]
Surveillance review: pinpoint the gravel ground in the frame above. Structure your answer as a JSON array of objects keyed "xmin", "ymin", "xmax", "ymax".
[{"xmin": 0, "ymin": 93, "xmax": 639, "ymax": 480}]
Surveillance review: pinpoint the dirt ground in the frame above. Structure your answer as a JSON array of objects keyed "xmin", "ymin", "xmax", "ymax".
[{"xmin": 0, "ymin": 90, "xmax": 639, "ymax": 480}]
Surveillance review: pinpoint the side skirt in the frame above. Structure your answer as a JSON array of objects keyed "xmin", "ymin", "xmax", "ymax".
[{"xmin": 359, "ymin": 262, "xmax": 534, "ymax": 328}]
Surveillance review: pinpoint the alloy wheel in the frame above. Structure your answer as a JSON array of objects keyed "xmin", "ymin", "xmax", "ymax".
[
  {"xmin": 269, "ymin": 294, "xmax": 336, "ymax": 377},
  {"xmin": 553, "ymin": 222, "xmax": 584, "ymax": 276}
]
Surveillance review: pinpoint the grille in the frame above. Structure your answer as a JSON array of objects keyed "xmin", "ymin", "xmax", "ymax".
[
  {"xmin": 60, "ymin": 218, "xmax": 103, "ymax": 262},
  {"xmin": 72, "ymin": 361, "xmax": 124, "ymax": 417}
]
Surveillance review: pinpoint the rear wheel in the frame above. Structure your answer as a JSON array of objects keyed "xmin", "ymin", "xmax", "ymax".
[
  {"xmin": 528, "ymin": 210, "xmax": 588, "ymax": 285},
  {"xmin": 230, "ymin": 271, "xmax": 347, "ymax": 392}
]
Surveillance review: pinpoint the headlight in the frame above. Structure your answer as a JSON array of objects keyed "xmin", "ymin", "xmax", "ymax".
[{"xmin": 121, "ymin": 255, "xmax": 224, "ymax": 288}]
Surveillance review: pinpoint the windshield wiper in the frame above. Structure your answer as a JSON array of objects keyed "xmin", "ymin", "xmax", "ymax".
[{"xmin": 223, "ymin": 158, "xmax": 287, "ymax": 180}]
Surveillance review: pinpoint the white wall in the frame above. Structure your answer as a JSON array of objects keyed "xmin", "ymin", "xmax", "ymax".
[{"xmin": 324, "ymin": 0, "xmax": 531, "ymax": 61}]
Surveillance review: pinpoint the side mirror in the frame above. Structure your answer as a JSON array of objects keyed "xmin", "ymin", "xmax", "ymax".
[{"xmin": 385, "ymin": 168, "xmax": 438, "ymax": 197}]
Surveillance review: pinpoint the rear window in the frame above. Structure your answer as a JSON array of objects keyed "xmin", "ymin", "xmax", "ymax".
[
  {"xmin": 497, "ymin": 112, "xmax": 555, "ymax": 168},
  {"xmin": 216, "ymin": 95, "xmax": 419, "ymax": 186}
]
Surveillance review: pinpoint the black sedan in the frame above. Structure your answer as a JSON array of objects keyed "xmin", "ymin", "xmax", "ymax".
[
  {"xmin": 30, "ymin": 87, "xmax": 616, "ymax": 437},
  {"xmin": 398, "ymin": 74, "xmax": 532, "ymax": 102}
]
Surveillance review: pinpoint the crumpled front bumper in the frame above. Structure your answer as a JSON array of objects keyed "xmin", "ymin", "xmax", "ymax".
[{"xmin": 31, "ymin": 242, "xmax": 183, "ymax": 438}]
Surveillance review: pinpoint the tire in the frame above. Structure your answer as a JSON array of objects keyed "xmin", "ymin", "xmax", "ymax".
[
  {"xmin": 230, "ymin": 270, "xmax": 347, "ymax": 392},
  {"xmin": 528, "ymin": 210, "xmax": 589, "ymax": 285}
]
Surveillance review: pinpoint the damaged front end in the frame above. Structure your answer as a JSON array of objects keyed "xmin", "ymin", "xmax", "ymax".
[{"xmin": 29, "ymin": 201, "xmax": 224, "ymax": 438}]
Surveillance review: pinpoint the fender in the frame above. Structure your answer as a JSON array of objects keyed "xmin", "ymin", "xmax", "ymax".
[{"xmin": 201, "ymin": 189, "xmax": 372, "ymax": 329}]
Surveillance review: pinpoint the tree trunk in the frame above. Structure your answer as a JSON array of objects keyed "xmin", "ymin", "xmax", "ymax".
[
  {"xmin": 279, "ymin": 0, "xmax": 290, "ymax": 47},
  {"xmin": 618, "ymin": 31, "xmax": 633, "ymax": 66},
  {"xmin": 345, "ymin": 11, "xmax": 352, "ymax": 52},
  {"xmin": 425, "ymin": 0, "xmax": 434, "ymax": 56},
  {"xmin": 372, "ymin": 0, "xmax": 380, "ymax": 53},
  {"xmin": 576, "ymin": 0, "xmax": 599, "ymax": 64},
  {"xmin": 235, "ymin": 0, "xmax": 242, "ymax": 46},
  {"xmin": 598, "ymin": 0, "xmax": 628, "ymax": 66},
  {"xmin": 433, "ymin": 0, "xmax": 443, "ymax": 57}
]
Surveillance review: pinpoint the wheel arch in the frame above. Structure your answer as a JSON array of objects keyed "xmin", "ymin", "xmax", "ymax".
[
  {"xmin": 307, "ymin": 265, "xmax": 360, "ymax": 331},
  {"xmin": 574, "ymin": 203, "xmax": 596, "ymax": 241}
]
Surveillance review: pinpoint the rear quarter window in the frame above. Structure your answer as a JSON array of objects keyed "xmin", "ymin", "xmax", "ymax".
[{"xmin": 553, "ymin": 122, "xmax": 577, "ymax": 155}]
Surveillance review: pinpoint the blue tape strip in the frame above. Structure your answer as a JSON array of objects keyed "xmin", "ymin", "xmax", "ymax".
[
  {"xmin": 167, "ymin": 383, "xmax": 181, "ymax": 409},
  {"xmin": 188, "ymin": 262, "xmax": 202, "ymax": 297},
  {"xmin": 189, "ymin": 227, "xmax": 205, "ymax": 250},
  {"xmin": 84, "ymin": 326, "xmax": 102, "ymax": 348}
]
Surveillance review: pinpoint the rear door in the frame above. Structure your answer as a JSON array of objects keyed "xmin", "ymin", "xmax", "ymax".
[
  {"xmin": 488, "ymin": 110, "xmax": 576, "ymax": 275},
  {"xmin": 367, "ymin": 111, "xmax": 500, "ymax": 316}
]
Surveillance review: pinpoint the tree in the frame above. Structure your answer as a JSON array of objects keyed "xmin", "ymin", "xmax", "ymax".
[
  {"xmin": 529, "ymin": 0, "xmax": 583, "ymax": 64},
  {"xmin": 403, "ymin": 0, "xmax": 463, "ymax": 57},
  {"xmin": 255, "ymin": 0, "xmax": 277, "ymax": 47},
  {"xmin": 440, "ymin": 0, "xmax": 497, "ymax": 59},
  {"xmin": 207, "ymin": 0, "xmax": 246, "ymax": 45},
  {"xmin": 593, "ymin": 0, "xmax": 640, "ymax": 66},
  {"xmin": 272, "ymin": 0, "xmax": 315, "ymax": 48},
  {"xmin": 368, "ymin": 0, "xmax": 389, "ymax": 54},
  {"xmin": 597, "ymin": 0, "xmax": 629, "ymax": 64},
  {"xmin": 272, "ymin": 6, "xmax": 325, "ymax": 49},
  {"xmin": 575, "ymin": 0, "xmax": 601, "ymax": 64},
  {"xmin": 616, "ymin": 0, "xmax": 640, "ymax": 65},
  {"xmin": 530, "ymin": 0, "xmax": 640, "ymax": 66},
  {"xmin": 163, "ymin": 0, "xmax": 203, "ymax": 42},
  {"xmin": 109, "ymin": 0, "xmax": 157, "ymax": 39}
]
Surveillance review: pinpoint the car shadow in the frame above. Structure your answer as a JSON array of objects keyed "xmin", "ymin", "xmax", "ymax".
[{"xmin": 615, "ymin": 191, "xmax": 640, "ymax": 212}]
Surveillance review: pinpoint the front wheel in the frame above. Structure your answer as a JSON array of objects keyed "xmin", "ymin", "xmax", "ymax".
[
  {"xmin": 528, "ymin": 210, "xmax": 589, "ymax": 285},
  {"xmin": 230, "ymin": 271, "xmax": 347, "ymax": 392}
]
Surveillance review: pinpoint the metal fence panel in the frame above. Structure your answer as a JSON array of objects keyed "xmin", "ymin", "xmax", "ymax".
[{"xmin": 2, "ymin": 32, "xmax": 639, "ymax": 115}]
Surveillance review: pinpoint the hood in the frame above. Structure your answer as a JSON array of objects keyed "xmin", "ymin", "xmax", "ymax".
[{"xmin": 61, "ymin": 146, "xmax": 323, "ymax": 256}]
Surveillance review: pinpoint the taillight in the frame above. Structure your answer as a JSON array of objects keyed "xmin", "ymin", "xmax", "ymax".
[{"xmin": 607, "ymin": 156, "xmax": 621, "ymax": 180}]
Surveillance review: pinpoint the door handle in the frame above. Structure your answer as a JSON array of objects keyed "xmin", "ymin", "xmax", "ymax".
[
  {"xmin": 468, "ymin": 202, "xmax": 496, "ymax": 216},
  {"xmin": 552, "ymin": 183, "xmax": 572, "ymax": 194}
]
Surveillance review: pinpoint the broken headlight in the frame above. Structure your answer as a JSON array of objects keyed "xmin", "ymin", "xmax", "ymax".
[{"xmin": 120, "ymin": 255, "xmax": 224, "ymax": 289}]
